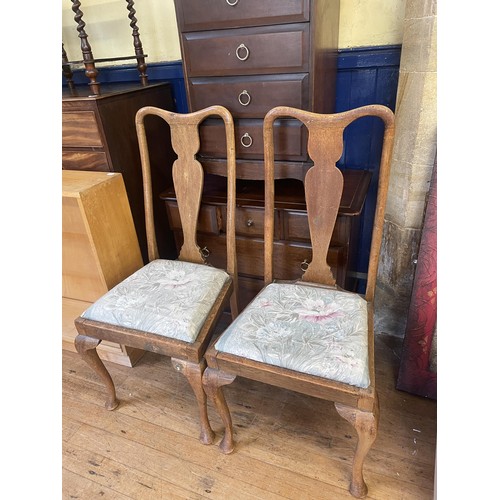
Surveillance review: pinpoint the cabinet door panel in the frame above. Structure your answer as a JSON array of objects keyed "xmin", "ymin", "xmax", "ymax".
[
  {"xmin": 175, "ymin": 0, "xmax": 309, "ymax": 32},
  {"xmin": 199, "ymin": 119, "xmax": 308, "ymax": 161},
  {"xmin": 182, "ymin": 24, "xmax": 309, "ymax": 77},
  {"xmin": 189, "ymin": 74, "xmax": 309, "ymax": 118}
]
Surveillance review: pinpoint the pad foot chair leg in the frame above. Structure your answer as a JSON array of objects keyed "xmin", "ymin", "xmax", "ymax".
[
  {"xmin": 335, "ymin": 394, "xmax": 379, "ymax": 498},
  {"xmin": 74, "ymin": 334, "xmax": 119, "ymax": 411},
  {"xmin": 202, "ymin": 367, "xmax": 236, "ymax": 454},
  {"xmin": 171, "ymin": 358, "xmax": 215, "ymax": 445}
]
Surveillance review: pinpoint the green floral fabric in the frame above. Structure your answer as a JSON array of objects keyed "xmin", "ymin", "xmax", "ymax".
[
  {"xmin": 81, "ymin": 259, "xmax": 230, "ymax": 343},
  {"xmin": 215, "ymin": 282, "xmax": 370, "ymax": 388}
]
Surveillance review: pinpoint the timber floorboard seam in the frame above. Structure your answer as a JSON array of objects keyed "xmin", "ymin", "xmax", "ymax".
[{"xmin": 62, "ymin": 333, "xmax": 436, "ymax": 499}]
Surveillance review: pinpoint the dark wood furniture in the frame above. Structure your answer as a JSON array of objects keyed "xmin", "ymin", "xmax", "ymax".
[
  {"xmin": 203, "ymin": 104, "xmax": 395, "ymax": 498},
  {"xmin": 62, "ymin": 82, "xmax": 177, "ymax": 262},
  {"xmin": 74, "ymin": 105, "xmax": 238, "ymax": 444},
  {"xmin": 162, "ymin": 169, "xmax": 370, "ymax": 308},
  {"xmin": 172, "ymin": 0, "xmax": 352, "ymax": 306}
]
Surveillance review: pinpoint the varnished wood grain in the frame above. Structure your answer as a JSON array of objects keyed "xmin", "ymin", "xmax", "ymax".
[
  {"xmin": 62, "ymin": 332, "xmax": 436, "ymax": 499},
  {"xmin": 62, "ymin": 171, "xmax": 144, "ymax": 302}
]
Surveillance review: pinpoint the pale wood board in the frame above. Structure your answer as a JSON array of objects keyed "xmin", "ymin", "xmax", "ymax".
[{"xmin": 62, "ymin": 297, "xmax": 144, "ymax": 367}]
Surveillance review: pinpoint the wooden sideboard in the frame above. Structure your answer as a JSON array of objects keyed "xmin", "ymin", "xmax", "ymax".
[
  {"xmin": 62, "ymin": 170, "xmax": 144, "ymax": 366},
  {"xmin": 62, "ymin": 82, "xmax": 178, "ymax": 262},
  {"xmin": 162, "ymin": 170, "xmax": 370, "ymax": 309}
]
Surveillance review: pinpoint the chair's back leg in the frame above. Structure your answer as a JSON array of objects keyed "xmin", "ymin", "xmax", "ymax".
[
  {"xmin": 202, "ymin": 367, "xmax": 237, "ymax": 454},
  {"xmin": 171, "ymin": 358, "xmax": 215, "ymax": 445}
]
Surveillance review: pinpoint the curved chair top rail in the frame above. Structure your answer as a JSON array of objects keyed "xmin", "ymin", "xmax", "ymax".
[
  {"xmin": 135, "ymin": 105, "xmax": 237, "ymax": 283},
  {"xmin": 263, "ymin": 105, "xmax": 395, "ymax": 301}
]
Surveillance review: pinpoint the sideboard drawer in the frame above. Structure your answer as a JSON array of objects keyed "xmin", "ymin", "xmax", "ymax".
[
  {"xmin": 198, "ymin": 234, "xmax": 343, "ymax": 281},
  {"xmin": 62, "ymin": 111, "xmax": 102, "ymax": 148},
  {"xmin": 165, "ymin": 201, "xmax": 222, "ymax": 235},
  {"xmin": 231, "ymin": 206, "xmax": 266, "ymax": 237},
  {"xmin": 182, "ymin": 24, "xmax": 309, "ymax": 77},
  {"xmin": 189, "ymin": 74, "xmax": 309, "ymax": 118},
  {"xmin": 283, "ymin": 210, "xmax": 347, "ymax": 246},
  {"xmin": 176, "ymin": 0, "xmax": 309, "ymax": 32},
  {"xmin": 62, "ymin": 151, "xmax": 110, "ymax": 172},
  {"xmin": 200, "ymin": 118, "xmax": 308, "ymax": 161},
  {"xmin": 273, "ymin": 242, "xmax": 343, "ymax": 281}
]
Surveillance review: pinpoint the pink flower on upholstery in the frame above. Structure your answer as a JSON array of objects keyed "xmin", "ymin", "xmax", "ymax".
[
  {"xmin": 257, "ymin": 298, "xmax": 273, "ymax": 308},
  {"xmin": 295, "ymin": 298, "xmax": 343, "ymax": 323}
]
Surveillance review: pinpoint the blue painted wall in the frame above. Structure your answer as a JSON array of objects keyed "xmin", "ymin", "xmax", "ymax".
[
  {"xmin": 335, "ymin": 46, "xmax": 401, "ymax": 291},
  {"xmin": 64, "ymin": 45, "xmax": 401, "ymax": 291}
]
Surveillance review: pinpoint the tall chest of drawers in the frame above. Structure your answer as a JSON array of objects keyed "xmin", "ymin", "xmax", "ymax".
[
  {"xmin": 173, "ymin": 0, "xmax": 340, "ymax": 180},
  {"xmin": 171, "ymin": 0, "xmax": 368, "ymax": 308}
]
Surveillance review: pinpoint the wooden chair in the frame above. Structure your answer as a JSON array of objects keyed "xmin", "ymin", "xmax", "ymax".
[
  {"xmin": 74, "ymin": 105, "xmax": 238, "ymax": 445},
  {"xmin": 202, "ymin": 104, "xmax": 395, "ymax": 497}
]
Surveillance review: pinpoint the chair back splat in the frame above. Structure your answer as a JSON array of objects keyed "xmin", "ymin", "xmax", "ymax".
[
  {"xmin": 73, "ymin": 105, "xmax": 238, "ymax": 447},
  {"xmin": 263, "ymin": 105, "xmax": 395, "ymax": 298},
  {"xmin": 203, "ymin": 104, "xmax": 395, "ymax": 498}
]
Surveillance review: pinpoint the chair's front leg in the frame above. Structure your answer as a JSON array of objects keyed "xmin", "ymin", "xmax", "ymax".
[
  {"xmin": 171, "ymin": 358, "xmax": 215, "ymax": 445},
  {"xmin": 202, "ymin": 367, "xmax": 236, "ymax": 454},
  {"xmin": 335, "ymin": 394, "xmax": 379, "ymax": 498},
  {"xmin": 74, "ymin": 334, "xmax": 118, "ymax": 411}
]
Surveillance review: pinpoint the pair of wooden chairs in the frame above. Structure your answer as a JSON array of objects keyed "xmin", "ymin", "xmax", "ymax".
[{"xmin": 74, "ymin": 103, "xmax": 395, "ymax": 497}]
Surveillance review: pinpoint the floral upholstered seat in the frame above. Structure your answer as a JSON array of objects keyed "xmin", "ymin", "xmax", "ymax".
[
  {"xmin": 215, "ymin": 282, "xmax": 370, "ymax": 388},
  {"xmin": 82, "ymin": 259, "xmax": 231, "ymax": 343}
]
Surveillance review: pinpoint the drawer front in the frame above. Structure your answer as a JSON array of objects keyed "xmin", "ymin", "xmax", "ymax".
[
  {"xmin": 200, "ymin": 119, "xmax": 307, "ymax": 161},
  {"xmin": 183, "ymin": 24, "xmax": 309, "ymax": 77},
  {"xmin": 62, "ymin": 111, "xmax": 103, "ymax": 148},
  {"xmin": 189, "ymin": 74, "xmax": 309, "ymax": 118},
  {"xmin": 283, "ymin": 210, "xmax": 351, "ymax": 247},
  {"xmin": 175, "ymin": 0, "xmax": 309, "ymax": 32},
  {"xmin": 165, "ymin": 201, "xmax": 222, "ymax": 235},
  {"xmin": 62, "ymin": 151, "xmax": 110, "ymax": 172},
  {"xmin": 273, "ymin": 243, "xmax": 342, "ymax": 281},
  {"xmin": 197, "ymin": 234, "xmax": 343, "ymax": 281},
  {"xmin": 223, "ymin": 206, "xmax": 266, "ymax": 237}
]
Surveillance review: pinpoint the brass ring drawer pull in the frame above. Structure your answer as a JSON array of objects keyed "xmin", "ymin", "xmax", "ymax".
[
  {"xmin": 201, "ymin": 246, "xmax": 211, "ymax": 258},
  {"xmin": 226, "ymin": 0, "xmax": 238, "ymax": 5},
  {"xmin": 300, "ymin": 259, "xmax": 309, "ymax": 272},
  {"xmin": 238, "ymin": 90, "xmax": 251, "ymax": 106},
  {"xmin": 236, "ymin": 43, "xmax": 250, "ymax": 61},
  {"xmin": 240, "ymin": 133, "xmax": 253, "ymax": 148}
]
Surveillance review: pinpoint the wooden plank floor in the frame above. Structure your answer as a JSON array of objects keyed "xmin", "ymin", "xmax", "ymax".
[{"xmin": 62, "ymin": 332, "xmax": 436, "ymax": 499}]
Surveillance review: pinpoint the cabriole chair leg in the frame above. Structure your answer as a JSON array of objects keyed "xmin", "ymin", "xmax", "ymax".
[
  {"xmin": 171, "ymin": 358, "xmax": 215, "ymax": 445},
  {"xmin": 202, "ymin": 367, "xmax": 236, "ymax": 454},
  {"xmin": 74, "ymin": 334, "xmax": 119, "ymax": 411},
  {"xmin": 335, "ymin": 394, "xmax": 379, "ymax": 498}
]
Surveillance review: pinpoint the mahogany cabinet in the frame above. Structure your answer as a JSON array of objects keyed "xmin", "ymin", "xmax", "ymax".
[
  {"xmin": 171, "ymin": 0, "xmax": 368, "ymax": 308},
  {"xmin": 62, "ymin": 82, "xmax": 178, "ymax": 262}
]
